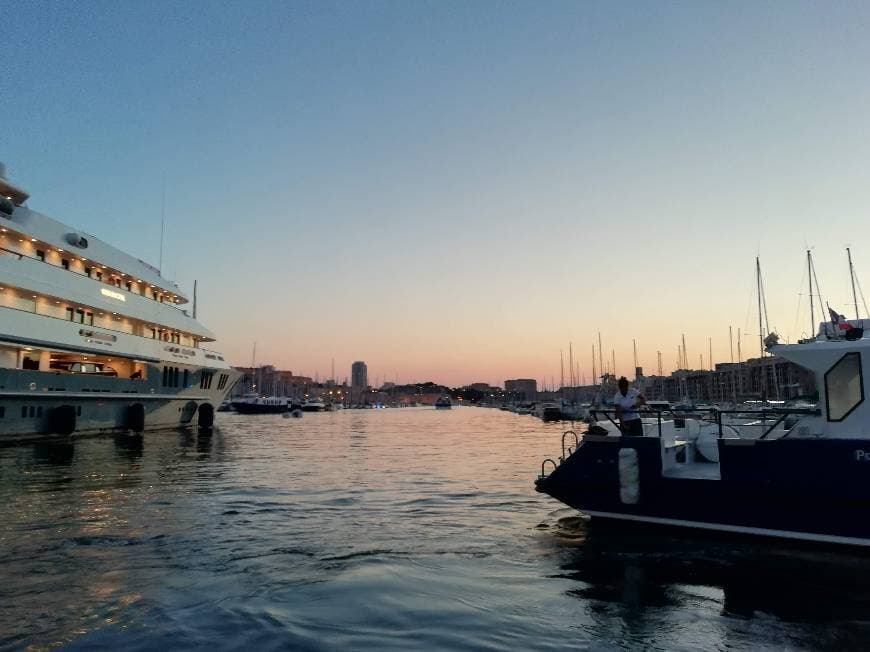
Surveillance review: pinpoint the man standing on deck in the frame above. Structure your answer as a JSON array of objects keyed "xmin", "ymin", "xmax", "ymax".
[{"xmin": 613, "ymin": 376, "xmax": 646, "ymax": 436}]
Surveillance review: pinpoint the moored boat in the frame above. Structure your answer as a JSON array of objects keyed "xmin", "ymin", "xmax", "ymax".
[
  {"xmin": 0, "ymin": 163, "xmax": 238, "ymax": 438},
  {"xmin": 302, "ymin": 396, "xmax": 325, "ymax": 412},
  {"xmin": 232, "ymin": 396, "xmax": 289, "ymax": 414},
  {"xmin": 536, "ymin": 315, "xmax": 870, "ymax": 547},
  {"xmin": 435, "ymin": 395, "xmax": 452, "ymax": 409}
]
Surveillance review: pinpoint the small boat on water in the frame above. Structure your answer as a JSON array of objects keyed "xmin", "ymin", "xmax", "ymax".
[
  {"xmin": 536, "ymin": 312, "xmax": 870, "ymax": 547},
  {"xmin": 233, "ymin": 396, "xmax": 288, "ymax": 414},
  {"xmin": 435, "ymin": 395, "xmax": 452, "ymax": 409},
  {"xmin": 536, "ymin": 401, "xmax": 562, "ymax": 422},
  {"xmin": 302, "ymin": 397, "xmax": 326, "ymax": 412}
]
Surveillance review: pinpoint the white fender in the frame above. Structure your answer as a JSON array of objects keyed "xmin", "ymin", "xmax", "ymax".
[{"xmin": 618, "ymin": 448, "xmax": 640, "ymax": 504}]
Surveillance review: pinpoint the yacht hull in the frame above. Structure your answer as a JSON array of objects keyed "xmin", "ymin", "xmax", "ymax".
[
  {"xmin": 536, "ymin": 435, "xmax": 870, "ymax": 547},
  {"xmin": 0, "ymin": 367, "xmax": 239, "ymax": 440}
]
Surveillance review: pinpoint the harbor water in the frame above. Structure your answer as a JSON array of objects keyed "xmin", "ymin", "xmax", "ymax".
[{"xmin": 2, "ymin": 408, "xmax": 869, "ymax": 650}]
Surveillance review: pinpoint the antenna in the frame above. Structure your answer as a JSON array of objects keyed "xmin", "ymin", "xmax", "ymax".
[
  {"xmin": 657, "ymin": 351, "xmax": 662, "ymax": 376},
  {"xmin": 633, "ymin": 339, "xmax": 638, "ymax": 370},
  {"xmin": 192, "ymin": 280, "xmax": 197, "ymax": 319},
  {"xmin": 159, "ymin": 175, "xmax": 166, "ymax": 274},
  {"xmin": 560, "ymin": 350, "xmax": 564, "ymax": 389},
  {"xmin": 848, "ymin": 247, "xmax": 860, "ymax": 320},
  {"xmin": 611, "ymin": 349, "xmax": 616, "ymax": 379}
]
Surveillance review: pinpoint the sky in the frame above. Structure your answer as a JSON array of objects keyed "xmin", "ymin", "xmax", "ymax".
[{"xmin": 4, "ymin": 1, "xmax": 870, "ymax": 387}]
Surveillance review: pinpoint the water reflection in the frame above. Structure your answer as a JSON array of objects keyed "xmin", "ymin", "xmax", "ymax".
[
  {"xmin": 32, "ymin": 441, "xmax": 76, "ymax": 466},
  {"xmin": 2, "ymin": 409, "xmax": 870, "ymax": 650},
  {"xmin": 548, "ymin": 516, "xmax": 870, "ymax": 649}
]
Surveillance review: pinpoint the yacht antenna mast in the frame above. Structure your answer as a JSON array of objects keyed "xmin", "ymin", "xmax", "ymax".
[
  {"xmin": 848, "ymin": 247, "xmax": 860, "ymax": 319},
  {"xmin": 192, "ymin": 279, "xmax": 197, "ymax": 319},
  {"xmin": 159, "ymin": 175, "xmax": 166, "ymax": 274},
  {"xmin": 560, "ymin": 350, "xmax": 564, "ymax": 390}
]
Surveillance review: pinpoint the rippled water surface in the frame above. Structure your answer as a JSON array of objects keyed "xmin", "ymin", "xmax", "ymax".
[{"xmin": 3, "ymin": 407, "xmax": 870, "ymax": 650}]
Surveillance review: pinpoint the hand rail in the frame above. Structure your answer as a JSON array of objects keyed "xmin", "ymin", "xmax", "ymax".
[
  {"xmin": 540, "ymin": 458, "xmax": 558, "ymax": 479},
  {"xmin": 562, "ymin": 430, "xmax": 579, "ymax": 459}
]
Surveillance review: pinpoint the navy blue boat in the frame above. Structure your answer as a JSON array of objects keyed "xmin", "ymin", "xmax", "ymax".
[{"xmin": 536, "ymin": 321, "xmax": 870, "ymax": 547}]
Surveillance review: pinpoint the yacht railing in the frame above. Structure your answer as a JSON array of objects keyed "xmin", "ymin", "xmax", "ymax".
[
  {"xmin": 0, "ymin": 245, "xmax": 188, "ymax": 313},
  {"xmin": 0, "ymin": 303, "xmax": 221, "ymax": 355}
]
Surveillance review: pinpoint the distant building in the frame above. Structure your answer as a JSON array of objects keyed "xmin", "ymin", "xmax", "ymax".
[
  {"xmin": 231, "ymin": 366, "xmax": 314, "ymax": 399},
  {"xmin": 505, "ymin": 378, "xmax": 537, "ymax": 401},
  {"xmin": 351, "ymin": 361, "xmax": 368, "ymax": 402}
]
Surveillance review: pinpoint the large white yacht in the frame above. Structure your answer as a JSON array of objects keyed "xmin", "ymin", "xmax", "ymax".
[{"xmin": 0, "ymin": 163, "xmax": 239, "ymax": 439}]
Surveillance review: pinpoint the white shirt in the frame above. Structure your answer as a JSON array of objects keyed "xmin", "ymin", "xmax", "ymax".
[{"xmin": 613, "ymin": 388, "xmax": 641, "ymax": 421}]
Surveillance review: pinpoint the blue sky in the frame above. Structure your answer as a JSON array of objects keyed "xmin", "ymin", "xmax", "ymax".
[{"xmin": 4, "ymin": 1, "xmax": 870, "ymax": 385}]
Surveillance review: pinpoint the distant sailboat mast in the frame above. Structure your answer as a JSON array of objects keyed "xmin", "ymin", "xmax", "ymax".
[{"xmin": 848, "ymin": 247, "xmax": 860, "ymax": 320}]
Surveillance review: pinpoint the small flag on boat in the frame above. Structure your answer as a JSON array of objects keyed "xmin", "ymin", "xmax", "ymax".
[{"xmin": 828, "ymin": 305, "xmax": 853, "ymax": 331}]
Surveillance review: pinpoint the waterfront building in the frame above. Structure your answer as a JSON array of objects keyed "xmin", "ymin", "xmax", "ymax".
[
  {"xmin": 351, "ymin": 361, "xmax": 368, "ymax": 402},
  {"xmin": 505, "ymin": 378, "xmax": 537, "ymax": 402}
]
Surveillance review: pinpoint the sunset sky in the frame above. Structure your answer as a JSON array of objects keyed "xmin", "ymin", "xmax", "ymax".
[{"xmin": 6, "ymin": 1, "xmax": 870, "ymax": 387}]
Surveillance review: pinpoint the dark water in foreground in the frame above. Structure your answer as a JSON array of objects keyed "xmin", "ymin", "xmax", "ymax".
[{"xmin": 2, "ymin": 407, "xmax": 870, "ymax": 651}]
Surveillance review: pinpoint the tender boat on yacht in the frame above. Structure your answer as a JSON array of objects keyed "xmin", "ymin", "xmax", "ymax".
[
  {"xmin": 0, "ymin": 163, "xmax": 238, "ymax": 438},
  {"xmin": 536, "ymin": 318, "xmax": 870, "ymax": 547}
]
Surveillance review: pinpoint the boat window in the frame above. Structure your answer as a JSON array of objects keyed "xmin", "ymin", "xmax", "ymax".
[
  {"xmin": 62, "ymin": 259, "xmax": 70, "ymax": 270},
  {"xmin": 825, "ymin": 352, "xmax": 864, "ymax": 421},
  {"xmin": 36, "ymin": 249, "xmax": 45, "ymax": 262}
]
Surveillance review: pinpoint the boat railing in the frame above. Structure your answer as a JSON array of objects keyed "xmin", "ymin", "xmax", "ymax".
[
  {"xmin": 0, "ymin": 244, "xmax": 189, "ymax": 313},
  {"xmin": 588, "ymin": 407, "xmax": 820, "ymax": 440},
  {"xmin": 561, "ymin": 430, "xmax": 579, "ymax": 460},
  {"xmin": 539, "ymin": 458, "xmax": 558, "ymax": 479}
]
